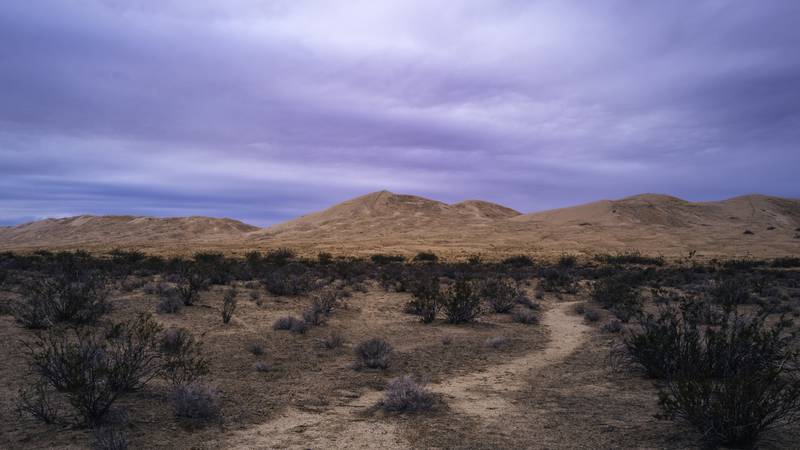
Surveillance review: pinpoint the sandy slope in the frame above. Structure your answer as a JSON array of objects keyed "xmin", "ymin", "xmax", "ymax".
[{"xmin": 1, "ymin": 191, "xmax": 798, "ymax": 257}]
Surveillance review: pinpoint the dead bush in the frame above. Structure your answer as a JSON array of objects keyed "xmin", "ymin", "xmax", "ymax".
[
  {"xmin": 171, "ymin": 383, "xmax": 219, "ymax": 421},
  {"xmin": 355, "ymin": 338, "xmax": 392, "ymax": 369},
  {"xmin": 221, "ymin": 287, "xmax": 237, "ymax": 324},
  {"xmin": 159, "ymin": 328, "xmax": 209, "ymax": 386},
  {"xmin": 377, "ymin": 375, "xmax": 435, "ymax": 412},
  {"xmin": 272, "ymin": 316, "xmax": 308, "ymax": 334}
]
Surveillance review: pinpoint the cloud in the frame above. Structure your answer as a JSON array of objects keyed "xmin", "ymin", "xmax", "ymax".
[{"xmin": 0, "ymin": 0, "xmax": 798, "ymax": 225}]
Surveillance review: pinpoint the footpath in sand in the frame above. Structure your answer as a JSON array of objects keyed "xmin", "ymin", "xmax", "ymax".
[{"xmin": 219, "ymin": 301, "xmax": 590, "ymax": 449}]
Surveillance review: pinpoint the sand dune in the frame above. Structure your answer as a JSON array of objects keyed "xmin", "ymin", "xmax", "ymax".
[
  {"xmin": 0, "ymin": 215, "xmax": 258, "ymax": 251},
  {"xmin": 1, "ymin": 191, "xmax": 798, "ymax": 258}
]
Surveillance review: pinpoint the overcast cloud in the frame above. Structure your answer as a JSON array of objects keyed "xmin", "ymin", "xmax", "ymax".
[{"xmin": 1, "ymin": 1, "xmax": 798, "ymax": 226}]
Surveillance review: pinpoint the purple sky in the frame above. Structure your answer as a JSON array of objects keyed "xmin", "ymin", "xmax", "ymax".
[{"xmin": 1, "ymin": 1, "xmax": 799, "ymax": 226}]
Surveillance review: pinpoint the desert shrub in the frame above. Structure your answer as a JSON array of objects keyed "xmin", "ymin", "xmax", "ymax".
[
  {"xmin": 14, "ymin": 271, "xmax": 110, "ymax": 328},
  {"xmin": 602, "ymin": 320, "xmax": 623, "ymax": 333},
  {"xmin": 91, "ymin": 422, "xmax": 129, "ymax": 450},
  {"xmin": 159, "ymin": 328, "xmax": 209, "ymax": 386},
  {"xmin": 620, "ymin": 304, "xmax": 702, "ymax": 379},
  {"xmin": 315, "ymin": 332, "xmax": 344, "ymax": 350},
  {"xmin": 248, "ymin": 343, "xmax": 264, "ymax": 356},
  {"xmin": 440, "ymin": 335, "xmax": 453, "ymax": 345},
  {"xmin": 502, "ymin": 255, "xmax": 534, "ymax": 267},
  {"xmin": 743, "ymin": 229, "xmax": 754, "ymax": 235},
  {"xmin": 516, "ymin": 295, "xmax": 539, "ymax": 310},
  {"xmin": 263, "ymin": 264, "xmax": 314, "ymax": 296},
  {"xmin": 248, "ymin": 290, "xmax": 260, "ymax": 302},
  {"xmin": 591, "ymin": 274, "xmax": 642, "ymax": 322},
  {"xmin": 221, "ymin": 287, "xmax": 237, "ymax": 324},
  {"xmin": 512, "ymin": 309, "xmax": 538, "ymax": 325},
  {"xmin": 377, "ymin": 375, "xmax": 435, "ymax": 413},
  {"xmin": 650, "ymin": 310, "xmax": 800, "ymax": 447},
  {"xmin": 573, "ymin": 303, "xmax": 586, "ymax": 315},
  {"xmin": 710, "ymin": 276, "xmax": 752, "ymax": 307},
  {"xmin": 156, "ymin": 287, "xmax": 182, "ymax": 314},
  {"xmin": 302, "ymin": 303, "xmax": 327, "ymax": 326},
  {"xmin": 371, "ymin": 254, "xmax": 406, "ymax": 265},
  {"xmin": 355, "ymin": 338, "xmax": 392, "ymax": 369},
  {"xmin": 310, "ymin": 288, "xmax": 340, "ymax": 316},
  {"xmin": 175, "ymin": 269, "xmax": 207, "ymax": 306},
  {"xmin": 596, "ymin": 252, "xmax": 664, "ymax": 266},
  {"xmin": 23, "ymin": 314, "xmax": 162, "ymax": 426},
  {"xmin": 481, "ymin": 278, "xmax": 519, "ymax": 313},
  {"xmin": 405, "ymin": 275, "xmax": 440, "ymax": 323},
  {"xmin": 584, "ymin": 309, "xmax": 601, "ymax": 323},
  {"xmin": 486, "ymin": 336, "xmax": 509, "ymax": 349},
  {"xmin": 264, "ymin": 248, "xmax": 295, "ymax": 265},
  {"xmin": 272, "ymin": 316, "xmax": 308, "ymax": 334},
  {"xmin": 558, "ymin": 254, "xmax": 577, "ymax": 268},
  {"xmin": 442, "ymin": 279, "xmax": 482, "ymax": 324},
  {"xmin": 171, "ymin": 383, "xmax": 219, "ymax": 421},
  {"xmin": 539, "ymin": 267, "xmax": 575, "ymax": 293},
  {"xmin": 253, "ymin": 361, "xmax": 271, "ymax": 372},
  {"xmin": 17, "ymin": 381, "xmax": 60, "ymax": 424},
  {"xmin": 119, "ymin": 276, "xmax": 145, "ymax": 293},
  {"xmin": 413, "ymin": 251, "xmax": 438, "ymax": 263},
  {"xmin": 317, "ymin": 252, "xmax": 333, "ymax": 264}
]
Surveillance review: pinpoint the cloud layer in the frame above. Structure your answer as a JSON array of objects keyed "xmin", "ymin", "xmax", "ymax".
[{"xmin": 1, "ymin": 1, "xmax": 798, "ymax": 225}]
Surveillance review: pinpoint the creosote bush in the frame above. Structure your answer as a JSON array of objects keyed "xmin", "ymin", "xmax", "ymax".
[
  {"xmin": 315, "ymin": 332, "xmax": 344, "ymax": 350},
  {"xmin": 23, "ymin": 314, "xmax": 162, "ymax": 426},
  {"xmin": 377, "ymin": 375, "xmax": 435, "ymax": 412},
  {"xmin": 355, "ymin": 338, "xmax": 392, "ymax": 369},
  {"xmin": 273, "ymin": 316, "xmax": 308, "ymax": 334},
  {"xmin": 405, "ymin": 275, "xmax": 440, "ymax": 323},
  {"xmin": 481, "ymin": 277, "xmax": 519, "ymax": 313},
  {"xmin": 591, "ymin": 274, "xmax": 642, "ymax": 322},
  {"xmin": 442, "ymin": 279, "xmax": 482, "ymax": 324},
  {"xmin": 512, "ymin": 309, "xmax": 539, "ymax": 325},
  {"xmin": 621, "ymin": 302, "xmax": 800, "ymax": 447},
  {"xmin": 171, "ymin": 383, "xmax": 219, "ymax": 421},
  {"xmin": 159, "ymin": 328, "xmax": 209, "ymax": 386},
  {"xmin": 14, "ymin": 271, "xmax": 110, "ymax": 329},
  {"xmin": 221, "ymin": 287, "xmax": 237, "ymax": 324}
]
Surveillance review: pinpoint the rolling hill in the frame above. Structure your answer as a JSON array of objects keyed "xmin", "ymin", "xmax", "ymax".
[{"xmin": 1, "ymin": 191, "xmax": 798, "ymax": 258}]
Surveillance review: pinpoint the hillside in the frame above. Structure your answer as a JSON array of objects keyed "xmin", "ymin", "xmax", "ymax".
[
  {"xmin": 0, "ymin": 192, "xmax": 798, "ymax": 258},
  {"xmin": 252, "ymin": 190, "xmax": 520, "ymax": 241},
  {"xmin": 0, "ymin": 215, "xmax": 259, "ymax": 251}
]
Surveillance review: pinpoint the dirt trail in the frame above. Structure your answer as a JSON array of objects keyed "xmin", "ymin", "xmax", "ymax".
[
  {"xmin": 220, "ymin": 301, "xmax": 588, "ymax": 449},
  {"xmin": 430, "ymin": 301, "xmax": 589, "ymax": 419}
]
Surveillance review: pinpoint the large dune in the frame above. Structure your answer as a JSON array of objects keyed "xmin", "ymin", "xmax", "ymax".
[
  {"xmin": 1, "ymin": 191, "xmax": 798, "ymax": 258},
  {"xmin": 0, "ymin": 215, "xmax": 258, "ymax": 252}
]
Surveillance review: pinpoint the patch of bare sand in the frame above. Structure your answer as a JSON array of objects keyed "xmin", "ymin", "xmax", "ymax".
[{"xmin": 220, "ymin": 300, "xmax": 588, "ymax": 449}]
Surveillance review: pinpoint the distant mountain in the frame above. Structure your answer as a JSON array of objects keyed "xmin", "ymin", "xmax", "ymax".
[
  {"xmin": 0, "ymin": 215, "xmax": 258, "ymax": 251},
  {"xmin": 1, "ymin": 192, "xmax": 798, "ymax": 258}
]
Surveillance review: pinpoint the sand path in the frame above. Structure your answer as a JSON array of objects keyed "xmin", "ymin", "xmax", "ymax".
[{"xmin": 220, "ymin": 301, "xmax": 589, "ymax": 449}]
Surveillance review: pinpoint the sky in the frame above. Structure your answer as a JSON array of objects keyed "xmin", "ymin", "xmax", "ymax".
[{"xmin": 1, "ymin": 1, "xmax": 799, "ymax": 226}]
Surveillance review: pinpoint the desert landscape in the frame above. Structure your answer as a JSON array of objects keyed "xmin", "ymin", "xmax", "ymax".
[
  {"xmin": 2, "ymin": 1, "xmax": 800, "ymax": 449},
  {"xmin": 1, "ymin": 191, "xmax": 800, "ymax": 449},
  {"xmin": 2, "ymin": 190, "xmax": 798, "ymax": 258}
]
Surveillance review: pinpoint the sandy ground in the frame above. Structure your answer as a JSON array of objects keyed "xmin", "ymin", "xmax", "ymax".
[{"xmin": 214, "ymin": 300, "xmax": 588, "ymax": 449}]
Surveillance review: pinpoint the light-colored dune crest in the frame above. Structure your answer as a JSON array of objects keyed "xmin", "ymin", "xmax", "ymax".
[{"xmin": 0, "ymin": 191, "xmax": 798, "ymax": 258}]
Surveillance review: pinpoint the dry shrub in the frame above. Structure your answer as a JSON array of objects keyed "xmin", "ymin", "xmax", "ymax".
[
  {"xmin": 273, "ymin": 316, "xmax": 308, "ymax": 334},
  {"xmin": 377, "ymin": 375, "xmax": 435, "ymax": 412},
  {"xmin": 355, "ymin": 338, "xmax": 392, "ymax": 369},
  {"xmin": 172, "ymin": 383, "xmax": 219, "ymax": 421}
]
